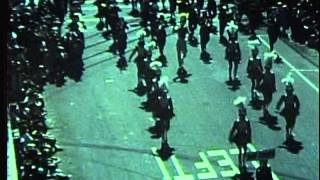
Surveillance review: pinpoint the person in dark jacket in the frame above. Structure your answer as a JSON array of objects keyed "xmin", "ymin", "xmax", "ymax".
[
  {"xmin": 188, "ymin": 4, "xmax": 198, "ymax": 46},
  {"xmin": 199, "ymin": 10, "xmax": 213, "ymax": 60},
  {"xmin": 259, "ymin": 52, "xmax": 277, "ymax": 119},
  {"xmin": 173, "ymin": 15, "xmax": 189, "ymax": 73},
  {"xmin": 276, "ymin": 73, "xmax": 300, "ymax": 140},
  {"xmin": 128, "ymin": 31, "xmax": 148, "ymax": 90},
  {"xmin": 218, "ymin": 3, "xmax": 233, "ymax": 42},
  {"xmin": 207, "ymin": 0, "xmax": 217, "ymax": 19},
  {"xmin": 256, "ymin": 160, "xmax": 273, "ymax": 180},
  {"xmin": 267, "ymin": 6, "xmax": 280, "ymax": 51},
  {"xmin": 116, "ymin": 18, "xmax": 128, "ymax": 69},
  {"xmin": 155, "ymin": 15, "xmax": 168, "ymax": 66},
  {"xmin": 247, "ymin": 40, "xmax": 263, "ymax": 101},
  {"xmin": 229, "ymin": 96, "xmax": 252, "ymax": 170},
  {"xmin": 225, "ymin": 21, "xmax": 241, "ymax": 81}
]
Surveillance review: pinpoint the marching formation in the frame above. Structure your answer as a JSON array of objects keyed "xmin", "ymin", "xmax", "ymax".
[
  {"xmin": 7, "ymin": 0, "xmax": 317, "ymax": 179},
  {"xmin": 90, "ymin": 0, "xmax": 306, "ymax": 179}
]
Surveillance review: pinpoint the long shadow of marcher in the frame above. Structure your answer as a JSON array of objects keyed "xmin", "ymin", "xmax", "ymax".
[
  {"xmin": 219, "ymin": 36, "xmax": 229, "ymax": 47},
  {"xmin": 232, "ymin": 169, "xmax": 254, "ymax": 180},
  {"xmin": 259, "ymin": 115, "xmax": 281, "ymax": 131},
  {"xmin": 200, "ymin": 53, "xmax": 212, "ymax": 64},
  {"xmin": 147, "ymin": 119, "xmax": 162, "ymax": 139},
  {"xmin": 248, "ymin": 91, "xmax": 263, "ymax": 110},
  {"xmin": 116, "ymin": 56, "xmax": 128, "ymax": 71},
  {"xmin": 173, "ymin": 67, "xmax": 192, "ymax": 84},
  {"xmin": 155, "ymin": 55, "xmax": 168, "ymax": 67},
  {"xmin": 279, "ymin": 137, "xmax": 303, "ymax": 154},
  {"xmin": 225, "ymin": 79, "xmax": 241, "ymax": 91},
  {"xmin": 128, "ymin": 87, "xmax": 146, "ymax": 96}
]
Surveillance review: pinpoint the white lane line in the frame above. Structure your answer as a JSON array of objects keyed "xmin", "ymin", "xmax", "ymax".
[
  {"xmin": 294, "ymin": 69, "xmax": 319, "ymax": 72},
  {"xmin": 151, "ymin": 147, "xmax": 172, "ymax": 180},
  {"xmin": 257, "ymin": 35, "xmax": 319, "ymax": 94},
  {"xmin": 7, "ymin": 120, "xmax": 19, "ymax": 180}
]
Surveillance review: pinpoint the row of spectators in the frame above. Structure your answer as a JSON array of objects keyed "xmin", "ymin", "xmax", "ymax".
[{"xmin": 7, "ymin": 0, "xmax": 86, "ymax": 179}]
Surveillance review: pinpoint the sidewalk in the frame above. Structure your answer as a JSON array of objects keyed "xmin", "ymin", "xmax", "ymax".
[
  {"xmin": 7, "ymin": 119, "xmax": 19, "ymax": 180},
  {"xmin": 280, "ymin": 37, "xmax": 319, "ymax": 67}
]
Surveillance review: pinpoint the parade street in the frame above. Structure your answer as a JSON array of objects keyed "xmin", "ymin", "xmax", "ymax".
[{"xmin": 42, "ymin": 1, "xmax": 319, "ymax": 179}]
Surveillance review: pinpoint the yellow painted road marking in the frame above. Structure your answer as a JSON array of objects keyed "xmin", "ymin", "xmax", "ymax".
[
  {"xmin": 151, "ymin": 147, "xmax": 172, "ymax": 180},
  {"xmin": 207, "ymin": 149, "xmax": 240, "ymax": 177},
  {"xmin": 257, "ymin": 35, "xmax": 319, "ymax": 93},
  {"xmin": 171, "ymin": 155, "xmax": 194, "ymax": 180},
  {"xmin": 194, "ymin": 152, "xmax": 218, "ymax": 179}
]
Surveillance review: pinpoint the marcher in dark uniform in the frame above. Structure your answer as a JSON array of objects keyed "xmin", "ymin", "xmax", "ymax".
[
  {"xmin": 206, "ymin": 0, "xmax": 217, "ymax": 19},
  {"xmin": 116, "ymin": 18, "xmax": 128, "ymax": 69},
  {"xmin": 196, "ymin": 0, "xmax": 204, "ymax": 13},
  {"xmin": 276, "ymin": 73, "xmax": 300, "ymax": 140},
  {"xmin": 94, "ymin": 1, "xmax": 108, "ymax": 31},
  {"xmin": 63, "ymin": 22, "xmax": 85, "ymax": 81},
  {"xmin": 155, "ymin": 77, "xmax": 175, "ymax": 157},
  {"xmin": 256, "ymin": 160, "xmax": 273, "ymax": 180},
  {"xmin": 128, "ymin": 31, "xmax": 148, "ymax": 90},
  {"xmin": 218, "ymin": 3, "xmax": 232, "ymax": 42},
  {"xmin": 173, "ymin": 15, "xmax": 189, "ymax": 75},
  {"xmin": 229, "ymin": 96, "xmax": 252, "ymax": 171},
  {"xmin": 277, "ymin": 2, "xmax": 289, "ymax": 38},
  {"xmin": 259, "ymin": 52, "xmax": 277, "ymax": 119},
  {"xmin": 225, "ymin": 20, "xmax": 240, "ymax": 81},
  {"xmin": 144, "ymin": 65, "xmax": 163, "ymax": 111},
  {"xmin": 106, "ymin": 3, "xmax": 121, "ymax": 53},
  {"xmin": 267, "ymin": 6, "xmax": 280, "ymax": 51},
  {"xmin": 168, "ymin": 0, "xmax": 177, "ymax": 24},
  {"xmin": 188, "ymin": 4, "xmax": 198, "ymax": 46},
  {"xmin": 199, "ymin": 10, "xmax": 213, "ymax": 60},
  {"xmin": 155, "ymin": 15, "xmax": 168, "ymax": 66},
  {"xmin": 247, "ymin": 40, "xmax": 263, "ymax": 102}
]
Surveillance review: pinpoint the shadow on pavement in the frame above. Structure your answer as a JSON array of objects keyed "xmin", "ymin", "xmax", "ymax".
[
  {"xmin": 91, "ymin": 159, "xmax": 160, "ymax": 180},
  {"xmin": 60, "ymin": 141, "xmax": 153, "ymax": 155},
  {"xmin": 128, "ymin": 88, "xmax": 146, "ymax": 97},
  {"xmin": 278, "ymin": 138, "xmax": 304, "ymax": 154},
  {"xmin": 274, "ymin": 171, "xmax": 314, "ymax": 180},
  {"xmin": 225, "ymin": 79, "xmax": 241, "ymax": 91},
  {"xmin": 85, "ymin": 32, "xmax": 101, "ymax": 40},
  {"xmin": 173, "ymin": 74, "xmax": 192, "ymax": 84},
  {"xmin": 259, "ymin": 115, "xmax": 282, "ymax": 131},
  {"xmin": 147, "ymin": 120, "xmax": 162, "ymax": 139},
  {"xmin": 154, "ymin": 143, "xmax": 175, "ymax": 161},
  {"xmin": 83, "ymin": 50, "xmax": 106, "ymax": 61}
]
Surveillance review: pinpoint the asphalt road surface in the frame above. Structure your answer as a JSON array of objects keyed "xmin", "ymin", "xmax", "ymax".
[{"xmin": 43, "ymin": 1, "xmax": 319, "ymax": 179}]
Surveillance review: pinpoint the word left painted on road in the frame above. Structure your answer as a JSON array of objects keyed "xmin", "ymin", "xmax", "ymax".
[{"xmin": 151, "ymin": 144, "xmax": 280, "ymax": 180}]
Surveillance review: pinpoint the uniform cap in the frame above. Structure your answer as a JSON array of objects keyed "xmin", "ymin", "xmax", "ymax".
[
  {"xmin": 233, "ymin": 96, "xmax": 247, "ymax": 106},
  {"xmin": 147, "ymin": 41, "xmax": 156, "ymax": 50},
  {"xmin": 136, "ymin": 29, "xmax": 146, "ymax": 38},
  {"xmin": 248, "ymin": 39, "xmax": 261, "ymax": 50},
  {"xmin": 158, "ymin": 76, "xmax": 169, "ymax": 91},
  {"xmin": 226, "ymin": 20, "xmax": 238, "ymax": 32},
  {"xmin": 149, "ymin": 61, "xmax": 162, "ymax": 71},
  {"xmin": 179, "ymin": 13, "xmax": 189, "ymax": 19},
  {"xmin": 281, "ymin": 72, "xmax": 294, "ymax": 86},
  {"xmin": 264, "ymin": 51, "xmax": 277, "ymax": 60}
]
